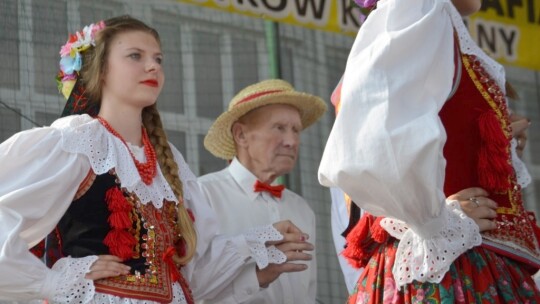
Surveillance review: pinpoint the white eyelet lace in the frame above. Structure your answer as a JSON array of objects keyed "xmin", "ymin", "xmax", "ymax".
[
  {"xmin": 449, "ymin": 7, "xmax": 505, "ymax": 93},
  {"xmin": 47, "ymin": 256, "xmax": 97, "ymax": 304},
  {"xmin": 52, "ymin": 115, "xmax": 178, "ymax": 208},
  {"xmin": 244, "ymin": 225, "xmax": 287, "ymax": 269},
  {"xmin": 380, "ymin": 200, "xmax": 482, "ymax": 287}
]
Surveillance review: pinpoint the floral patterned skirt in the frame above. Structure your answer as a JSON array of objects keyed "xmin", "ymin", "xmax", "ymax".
[{"xmin": 349, "ymin": 238, "xmax": 540, "ymax": 304}]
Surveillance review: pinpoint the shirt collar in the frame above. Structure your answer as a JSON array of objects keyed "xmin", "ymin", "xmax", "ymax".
[{"xmin": 228, "ymin": 157, "xmax": 282, "ymax": 202}]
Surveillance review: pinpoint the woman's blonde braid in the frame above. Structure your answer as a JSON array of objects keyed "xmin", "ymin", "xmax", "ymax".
[{"xmin": 142, "ymin": 105, "xmax": 197, "ymax": 265}]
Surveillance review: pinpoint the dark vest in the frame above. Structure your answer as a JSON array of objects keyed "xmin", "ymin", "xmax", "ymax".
[
  {"xmin": 57, "ymin": 173, "xmax": 148, "ymax": 273},
  {"xmin": 47, "ymin": 171, "xmax": 192, "ymax": 303}
]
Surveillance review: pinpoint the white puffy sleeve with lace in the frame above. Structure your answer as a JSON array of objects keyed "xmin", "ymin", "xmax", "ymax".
[
  {"xmin": 318, "ymin": 0, "xmax": 481, "ymax": 286},
  {"xmin": 0, "ymin": 125, "xmax": 92, "ymax": 301}
]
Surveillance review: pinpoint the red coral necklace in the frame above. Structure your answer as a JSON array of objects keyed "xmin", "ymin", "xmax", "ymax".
[{"xmin": 97, "ymin": 116, "xmax": 157, "ymax": 185}]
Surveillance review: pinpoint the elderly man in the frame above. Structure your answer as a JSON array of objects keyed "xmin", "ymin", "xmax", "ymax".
[{"xmin": 198, "ymin": 79, "xmax": 326, "ymax": 304}]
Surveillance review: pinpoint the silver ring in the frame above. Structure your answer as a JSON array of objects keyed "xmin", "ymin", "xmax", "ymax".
[
  {"xmin": 469, "ymin": 197, "xmax": 480, "ymax": 207},
  {"xmin": 517, "ymin": 138, "xmax": 522, "ymax": 148}
]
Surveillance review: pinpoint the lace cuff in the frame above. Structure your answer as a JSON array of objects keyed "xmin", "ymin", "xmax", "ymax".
[
  {"xmin": 380, "ymin": 200, "xmax": 482, "ymax": 287},
  {"xmin": 43, "ymin": 256, "xmax": 97, "ymax": 303},
  {"xmin": 244, "ymin": 225, "xmax": 287, "ymax": 269}
]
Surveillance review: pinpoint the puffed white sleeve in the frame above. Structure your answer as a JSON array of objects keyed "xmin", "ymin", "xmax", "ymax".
[
  {"xmin": 0, "ymin": 127, "xmax": 91, "ymax": 301},
  {"xmin": 169, "ymin": 146, "xmax": 285, "ymax": 302},
  {"xmin": 318, "ymin": 0, "xmax": 481, "ymax": 286}
]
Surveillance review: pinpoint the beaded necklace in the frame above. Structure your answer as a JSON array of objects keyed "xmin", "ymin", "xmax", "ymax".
[{"xmin": 97, "ymin": 116, "xmax": 157, "ymax": 185}]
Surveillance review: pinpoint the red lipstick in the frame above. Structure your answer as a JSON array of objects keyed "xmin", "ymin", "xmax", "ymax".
[{"xmin": 141, "ymin": 79, "xmax": 158, "ymax": 87}]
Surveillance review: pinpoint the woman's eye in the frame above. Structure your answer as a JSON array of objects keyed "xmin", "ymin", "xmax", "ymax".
[
  {"xmin": 129, "ymin": 53, "xmax": 141, "ymax": 60},
  {"xmin": 155, "ymin": 57, "xmax": 163, "ymax": 64}
]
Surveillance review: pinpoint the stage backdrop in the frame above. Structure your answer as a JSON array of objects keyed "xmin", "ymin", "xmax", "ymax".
[{"xmin": 177, "ymin": 0, "xmax": 540, "ymax": 70}]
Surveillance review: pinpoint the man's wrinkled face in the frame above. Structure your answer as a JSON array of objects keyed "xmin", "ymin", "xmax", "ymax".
[{"xmin": 235, "ymin": 104, "xmax": 302, "ymax": 177}]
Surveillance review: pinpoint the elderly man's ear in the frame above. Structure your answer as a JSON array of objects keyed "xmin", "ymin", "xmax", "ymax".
[{"xmin": 232, "ymin": 122, "xmax": 248, "ymax": 148}]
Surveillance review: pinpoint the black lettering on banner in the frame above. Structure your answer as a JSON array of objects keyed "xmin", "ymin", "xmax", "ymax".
[
  {"xmin": 481, "ymin": 0, "xmax": 538, "ymax": 25},
  {"xmin": 481, "ymin": 0, "xmax": 504, "ymax": 16},
  {"xmin": 294, "ymin": 0, "xmax": 327, "ymax": 19},
  {"xmin": 235, "ymin": 0, "xmax": 259, "ymax": 7},
  {"xmin": 473, "ymin": 21, "xmax": 519, "ymax": 61},
  {"xmin": 532, "ymin": 0, "xmax": 540, "ymax": 24},
  {"xmin": 341, "ymin": 0, "xmax": 360, "ymax": 28},
  {"xmin": 478, "ymin": 24, "xmax": 497, "ymax": 53},
  {"xmin": 262, "ymin": 0, "xmax": 287, "ymax": 11},
  {"xmin": 527, "ymin": 0, "xmax": 536, "ymax": 23},
  {"xmin": 506, "ymin": 0, "xmax": 522, "ymax": 18},
  {"xmin": 499, "ymin": 28, "xmax": 517, "ymax": 56}
]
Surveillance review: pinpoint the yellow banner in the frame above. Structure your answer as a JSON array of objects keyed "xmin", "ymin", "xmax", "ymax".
[
  {"xmin": 176, "ymin": 0, "xmax": 363, "ymax": 35},
  {"xmin": 466, "ymin": 0, "xmax": 540, "ymax": 70},
  {"xmin": 177, "ymin": 0, "xmax": 540, "ymax": 70}
]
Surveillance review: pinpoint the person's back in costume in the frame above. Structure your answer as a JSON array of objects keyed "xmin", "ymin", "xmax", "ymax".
[{"xmin": 319, "ymin": 0, "xmax": 540, "ymax": 302}]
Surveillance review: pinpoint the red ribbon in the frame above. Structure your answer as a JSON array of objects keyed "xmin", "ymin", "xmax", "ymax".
[
  {"xmin": 163, "ymin": 246, "xmax": 181, "ymax": 282},
  {"xmin": 254, "ymin": 180, "xmax": 285, "ymax": 199}
]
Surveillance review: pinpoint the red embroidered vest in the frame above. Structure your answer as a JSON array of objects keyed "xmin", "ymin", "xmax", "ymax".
[
  {"xmin": 31, "ymin": 171, "xmax": 194, "ymax": 303},
  {"xmin": 439, "ymin": 53, "xmax": 540, "ymax": 268}
]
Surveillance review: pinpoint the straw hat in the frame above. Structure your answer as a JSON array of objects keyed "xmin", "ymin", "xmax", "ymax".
[{"xmin": 204, "ymin": 79, "xmax": 327, "ymax": 160}]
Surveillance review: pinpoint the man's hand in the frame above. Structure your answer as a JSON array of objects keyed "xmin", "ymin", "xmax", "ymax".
[
  {"xmin": 255, "ymin": 220, "xmax": 314, "ymax": 287},
  {"xmin": 271, "ymin": 220, "xmax": 310, "ymax": 245},
  {"xmin": 256, "ymin": 239, "xmax": 314, "ymax": 287}
]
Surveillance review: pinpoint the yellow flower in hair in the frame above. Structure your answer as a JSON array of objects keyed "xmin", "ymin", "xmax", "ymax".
[{"xmin": 61, "ymin": 79, "xmax": 76, "ymax": 99}]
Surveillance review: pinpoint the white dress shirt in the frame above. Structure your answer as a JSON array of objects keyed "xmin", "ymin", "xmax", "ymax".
[
  {"xmin": 197, "ymin": 158, "xmax": 317, "ymax": 304},
  {"xmin": 330, "ymin": 187, "xmax": 362, "ymax": 293}
]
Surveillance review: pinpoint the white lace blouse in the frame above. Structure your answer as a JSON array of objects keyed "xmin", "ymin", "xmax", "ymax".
[
  {"xmin": 0, "ymin": 114, "xmax": 285, "ymax": 303},
  {"xmin": 318, "ymin": 0, "xmax": 530, "ymax": 287}
]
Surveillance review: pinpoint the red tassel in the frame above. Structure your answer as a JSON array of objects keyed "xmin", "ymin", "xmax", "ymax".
[
  {"xmin": 477, "ymin": 112, "xmax": 512, "ymax": 192},
  {"xmin": 103, "ymin": 186, "xmax": 136, "ymax": 261},
  {"xmin": 104, "ymin": 229, "xmax": 137, "ymax": 261},
  {"xmin": 342, "ymin": 214, "xmax": 374, "ymax": 269},
  {"xmin": 105, "ymin": 187, "xmax": 132, "ymax": 212},
  {"xmin": 342, "ymin": 213, "xmax": 390, "ymax": 269},
  {"xmin": 371, "ymin": 217, "xmax": 389, "ymax": 243},
  {"xmin": 108, "ymin": 211, "xmax": 132, "ymax": 229},
  {"xmin": 163, "ymin": 246, "xmax": 181, "ymax": 282}
]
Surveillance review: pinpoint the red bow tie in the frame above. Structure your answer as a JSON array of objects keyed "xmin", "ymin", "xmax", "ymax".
[{"xmin": 254, "ymin": 180, "xmax": 285, "ymax": 199}]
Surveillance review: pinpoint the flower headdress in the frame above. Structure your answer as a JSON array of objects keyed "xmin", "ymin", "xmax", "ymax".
[
  {"xmin": 56, "ymin": 21, "xmax": 105, "ymax": 100},
  {"xmin": 57, "ymin": 21, "xmax": 105, "ymax": 117},
  {"xmin": 353, "ymin": 0, "xmax": 378, "ymax": 18}
]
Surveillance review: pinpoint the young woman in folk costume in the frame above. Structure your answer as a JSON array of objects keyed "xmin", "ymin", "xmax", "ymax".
[
  {"xmin": 319, "ymin": 0, "xmax": 540, "ymax": 302},
  {"xmin": 0, "ymin": 15, "xmax": 312, "ymax": 303}
]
